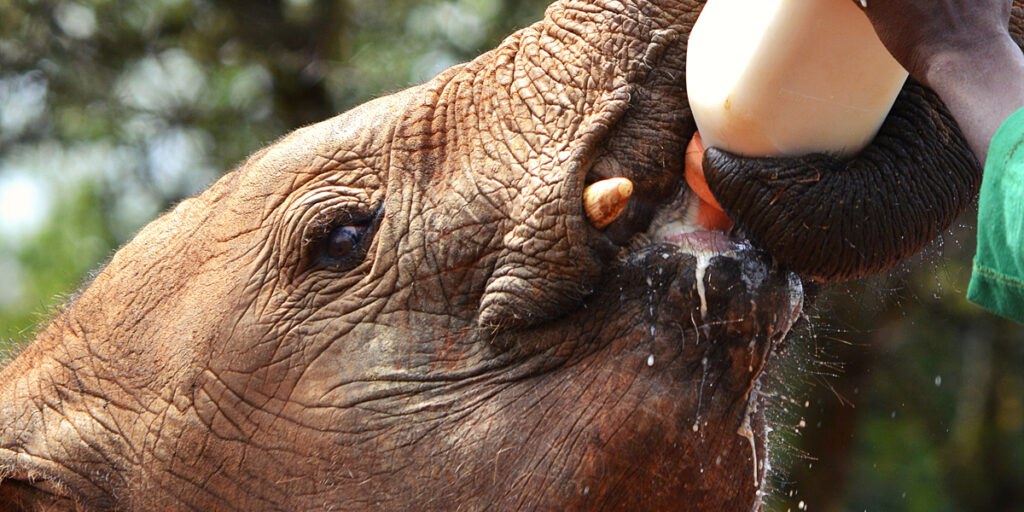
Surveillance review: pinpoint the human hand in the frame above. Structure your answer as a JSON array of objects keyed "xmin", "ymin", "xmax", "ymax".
[
  {"xmin": 856, "ymin": 0, "xmax": 1024, "ymax": 162},
  {"xmin": 856, "ymin": 0, "xmax": 1013, "ymax": 85}
]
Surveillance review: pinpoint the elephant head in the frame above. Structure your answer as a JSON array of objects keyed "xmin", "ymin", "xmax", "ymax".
[{"xmin": 0, "ymin": 0, "xmax": 1007, "ymax": 510}]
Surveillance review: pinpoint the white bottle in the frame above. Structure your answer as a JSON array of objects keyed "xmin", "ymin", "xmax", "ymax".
[{"xmin": 686, "ymin": 0, "xmax": 908, "ymax": 157}]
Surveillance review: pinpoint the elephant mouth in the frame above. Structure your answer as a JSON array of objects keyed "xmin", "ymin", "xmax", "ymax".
[
  {"xmin": 578, "ymin": 104, "xmax": 805, "ymax": 386},
  {"xmin": 660, "ymin": 124, "xmax": 805, "ymax": 346},
  {"xmin": 632, "ymin": 171, "xmax": 806, "ymax": 379},
  {"xmin": 650, "ymin": 209, "xmax": 804, "ymax": 352},
  {"xmin": 590, "ymin": 184, "xmax": 805, "ymax": 496}
]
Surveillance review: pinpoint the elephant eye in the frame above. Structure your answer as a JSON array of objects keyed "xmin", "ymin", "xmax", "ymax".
[
  {"xmin": 303, "ymin": 205, "xmax": 383, "ymax": 273},
  {"xmin": 325, "ymin": 225, "xmax": 367, "ymax": 261}
]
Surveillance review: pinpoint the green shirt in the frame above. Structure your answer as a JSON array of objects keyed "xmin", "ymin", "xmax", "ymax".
[{"xmin": 967, "ymin": 106, "xmax": 1024, "ymax": 324}]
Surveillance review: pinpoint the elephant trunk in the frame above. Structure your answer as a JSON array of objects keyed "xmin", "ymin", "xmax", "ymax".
[{"xmin": 703, "ymin": 81, "xmax": 981, "ymax": 282}]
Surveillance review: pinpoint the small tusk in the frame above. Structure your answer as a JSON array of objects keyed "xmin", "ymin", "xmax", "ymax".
[{"xmin": 584, "ymin": 177, "xmax": 634, "ymax": 229}]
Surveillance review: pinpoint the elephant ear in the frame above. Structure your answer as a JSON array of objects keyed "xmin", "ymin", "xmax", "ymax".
[{"xmin": 701, "ymin": 80, "xmax": 981, "ymax": 282}]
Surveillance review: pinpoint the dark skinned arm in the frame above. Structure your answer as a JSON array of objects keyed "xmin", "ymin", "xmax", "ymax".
[{"xmin": 859, "ymin": 0, "xmax": 1024, "ymax": 163}]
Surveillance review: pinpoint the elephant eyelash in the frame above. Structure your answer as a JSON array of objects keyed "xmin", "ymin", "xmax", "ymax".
[{"xmin": 300, "ymin": 205, "xmax": 384, "ymax": 273}]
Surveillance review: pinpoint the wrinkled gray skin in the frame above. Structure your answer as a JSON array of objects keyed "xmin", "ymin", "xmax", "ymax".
[{"xmin": 0, "ymin": 0, "xmax": 996, "ymax": 510}]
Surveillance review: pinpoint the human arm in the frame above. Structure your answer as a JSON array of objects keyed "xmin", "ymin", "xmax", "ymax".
[{"xmin": 858, "ymin": 0, "xmax": 1024, "ymax": 164}]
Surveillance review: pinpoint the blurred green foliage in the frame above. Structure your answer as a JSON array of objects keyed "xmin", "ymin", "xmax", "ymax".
[{"xmin": 1, "ymin": 1, "xmax": 1022, "ymax": 511}]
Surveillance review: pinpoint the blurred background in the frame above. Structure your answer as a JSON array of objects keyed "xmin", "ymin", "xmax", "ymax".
[{"xmin": 0, "ymin": 1, "xmax": 1021, "ymax": 510}]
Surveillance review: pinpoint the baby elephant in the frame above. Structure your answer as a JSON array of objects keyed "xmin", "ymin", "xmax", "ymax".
[{"xmin": 0, "ymin": 0, "xmax": 990, "ymax": 510}]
